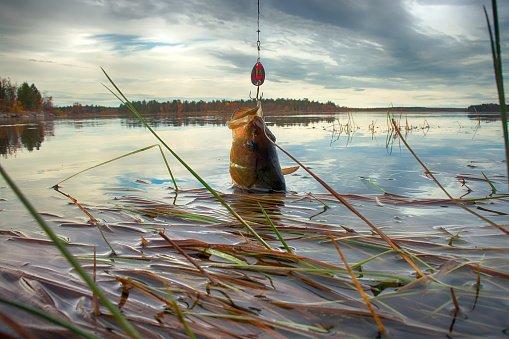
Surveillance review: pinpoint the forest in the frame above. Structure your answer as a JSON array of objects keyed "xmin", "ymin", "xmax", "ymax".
[
  {"xmin": 115, "ymin": 98, "xmax": 340, "ymax": 114},
  {"xmin": 1, "ymin": 76, "xmax": 500, "ymax": 115},
  {"xmin": 467, "ymin": 103, "xmax": 501, "ymax": 112}
]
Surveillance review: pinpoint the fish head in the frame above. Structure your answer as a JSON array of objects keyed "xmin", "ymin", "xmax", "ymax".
[{"xmin": 227, "ymin": 102, "xmax": 286, "ymax": 191}]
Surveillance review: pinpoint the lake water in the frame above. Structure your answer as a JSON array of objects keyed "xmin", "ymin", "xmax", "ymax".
[
  {"xmin": 1, "ymin": 110, "xmax": 509, "ymax": 337},
  {"xmin": 1, "ymin": 111, "xmax": 507, "ymax": 236}
]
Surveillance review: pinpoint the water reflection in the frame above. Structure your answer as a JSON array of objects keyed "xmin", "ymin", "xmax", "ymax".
[
  {"xmin": 0, "ymin": 112, "xmax": 341, "ymax": 156},
  {"xmin": 466, "ymin": 111, "xmax": 502, "ymax": 122},
  {"xmin": 0, "ymin": 110, "xmax": 499, "ymax": 157},
  {"xmin": 0, "ymin": 116, "xmax": 54, "ymax": 157},
  {"xmin": 121, "ymin": 113, "xmax": 231, "ymax": 128}
]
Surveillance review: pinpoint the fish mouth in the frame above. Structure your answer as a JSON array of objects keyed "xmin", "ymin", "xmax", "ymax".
[{"xmin": 227, "ymin": 101, "xmax": 262, "ymax": 130}]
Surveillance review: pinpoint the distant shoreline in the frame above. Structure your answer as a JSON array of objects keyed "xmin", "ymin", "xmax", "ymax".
[{"xmin": 1, "ymin": 107, "xmax": 477, "ymax": 118}]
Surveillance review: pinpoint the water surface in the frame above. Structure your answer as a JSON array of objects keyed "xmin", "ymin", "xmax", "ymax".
[{"xmin": 1, "ymin": 110, "xmax": 509, "ymax": 337}]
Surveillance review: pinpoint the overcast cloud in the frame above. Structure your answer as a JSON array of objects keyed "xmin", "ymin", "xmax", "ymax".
[{"xmin": 0, "ymin": 0, "xmax": 507, "ymax": 107}]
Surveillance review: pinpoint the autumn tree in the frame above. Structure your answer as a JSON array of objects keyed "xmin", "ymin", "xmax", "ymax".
[
  {"xmin": 71, "ymin": 102, "xmax": 83, "ymax": 114},
  {"xmin": 42, "ymin": 94, "xmax": 54, "ymax": 112},
  {"xmin": 31, "ymin": 84, "xmax": 42, "ymax": 110},
  {"xmin": 16, "ymin": 82, "xmax": 42, "ymax": 111},
  {"xmin": 0, "ymin": 77, "xmax": 17, "ymax": 111}
]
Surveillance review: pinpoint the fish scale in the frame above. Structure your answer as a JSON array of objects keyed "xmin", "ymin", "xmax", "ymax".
[{"xmin": 227, "ymin": 101, "xmax": 286, "ymax": 191}]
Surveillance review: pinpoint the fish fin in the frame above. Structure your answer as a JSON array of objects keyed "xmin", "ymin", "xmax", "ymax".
[{"xmin": 282, "ymin": 166, "xmax": 299, "ymax": 175}]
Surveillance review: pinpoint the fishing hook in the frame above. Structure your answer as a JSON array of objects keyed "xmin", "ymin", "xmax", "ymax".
[{"xmin": 249, "ymin": 87, "xmax": 263, "ymax": 101}]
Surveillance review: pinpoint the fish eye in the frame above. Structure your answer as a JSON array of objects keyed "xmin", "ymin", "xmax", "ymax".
[{"xmin": 247, "ymin": 139, "xmax": 258, "ymax": 151}]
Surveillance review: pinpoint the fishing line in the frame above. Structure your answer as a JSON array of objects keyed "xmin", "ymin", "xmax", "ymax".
[
  {"xmin": 251, "ymin": 0, "xmax": 265, "ymax": 100},
  {"xmin": 257, "ymin": 0, "xmax": 261, "ymax": 61}
]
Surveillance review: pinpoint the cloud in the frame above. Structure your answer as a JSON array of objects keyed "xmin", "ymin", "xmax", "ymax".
[
  {"xmin": 89, "ymin": 34, "xmax": 180, "ymax": 51},
  {"xmin": 28, "ymin": 59, "xmax": 55, "ymax": 64},
  {"xmin": 0, "ymin": 0, "xmax": 507, "ymax": 108}
]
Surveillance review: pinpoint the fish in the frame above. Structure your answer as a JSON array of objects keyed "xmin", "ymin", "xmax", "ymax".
[{"xmin": 227, "ymin": 101, "xmax": 287, "ymax": 191}]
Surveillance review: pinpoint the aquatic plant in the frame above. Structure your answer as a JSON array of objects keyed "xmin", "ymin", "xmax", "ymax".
[
  {"xmin": 484, "ymin": 0, "xmax": 508, "ymax": 188},
  {"xmin": 0, "ymin": 165, "xmax": 142, "ymax": 339}
]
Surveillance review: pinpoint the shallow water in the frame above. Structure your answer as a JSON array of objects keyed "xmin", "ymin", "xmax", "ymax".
[
  {"xmin": 1, "ymin": 110, "xmax": 509, "ymax": 337},
  {"xmin": 1, "ymin": 111, "xmax": 506, "ymax": 229}
]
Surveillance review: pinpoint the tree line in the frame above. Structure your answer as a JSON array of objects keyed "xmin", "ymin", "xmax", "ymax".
[
  {"xmin": 117, "ymin": 98, "xmax": 340, "ymax": 115},
  {"xmin": 0, "ymin": 77, "xmax": 54, "ymax": 113},
  {"xmin": 2, "ymin": 76, "xmax": 501, "ymax": 115},
  {"xmin": 467, "ymin": 103, "xmax": 500, "ymax": 112}
]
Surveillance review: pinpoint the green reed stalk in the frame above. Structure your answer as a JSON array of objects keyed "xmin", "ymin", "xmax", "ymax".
[
  {"xmin": 0, "ymin": 164, "xmax": 142, "ymax": 339},
  {"xmin": 481, "ymin": 171, "xmax": 497, "ymax": 193},
  {"xmin": 365, "ymin": 178, "xmax": 386, "ymax": 194},
  {"xmin": 484, "ymin": 0, "xmax": 508, "ymax": 190},
  {"xmin": 54, "ymin": 144, "xmax": 178, "ymax": 190},
  {"xmin": 259, "ymin": 202, "xmax": 293, "ymax": 253},
  {"xmin": 166, "ymin": 289, "xmax": 196, "ymax": 339},
  {"xmin": 101, "ymin": 68, "xmax": 271, "ymax": 250}
]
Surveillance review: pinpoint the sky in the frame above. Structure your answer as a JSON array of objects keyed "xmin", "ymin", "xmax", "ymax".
[{"xmin": 0, "ymin": 0, "xmax": 508, "ymax": 108}]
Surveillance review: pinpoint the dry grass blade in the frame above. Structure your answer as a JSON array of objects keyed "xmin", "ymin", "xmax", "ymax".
[
  {"xmin": 53, "ymin": 186, "xmax": 116, "ymax": 253},
  {"xmin": 115, "ymin": 276, "xmax": 172, "ymax": 305},
  {"xmin": 390, "ymin": 118, "xmax": 509, "ymax": 235},
  {"xmin": 274, "ymin": 143, "xmax": 425, "ymax": 277},
  {"xmin": 158, "ymin": 231, "xmax": 222, "ymax": 286},
  {"xmin": 330, "ymin": 234, "xmax": 387, "ymax": 335},
  {"xmin": 53, "ymin": 187, "xmax": 99, "ymax": 223},
  {"xmin": 450, "ymin": 288, "xmax": 461, "ymax": 315}
]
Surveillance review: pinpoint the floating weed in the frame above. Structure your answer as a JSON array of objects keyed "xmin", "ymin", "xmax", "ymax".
[
  {"xmin": 159, "ymin": 231, "xmax": 222, "ymax": 286},
  {"xmin": 53, "ymin": 186, "xmax": 117, "ymax": 253},
  {"xmin": 447, "ymin": 231, "xmax": 462, "ymax": 247},
  {"xmin": 330, "ymin": 234, "xmax": 387, "ymax": 334},
  {"xmin": 390, "ymin": 118, "xmax": 509, "ymax": 235},
  {"xmin": 0, "ymin": 164, "xmax": 142, "ymax": 338},
  {"xmin": 274, "ymin": 142, "xmax": 425, "ymax": 277},
  {"xmin": 2, "ymin": 183, "xmax": 509, "ymax": 336}
]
